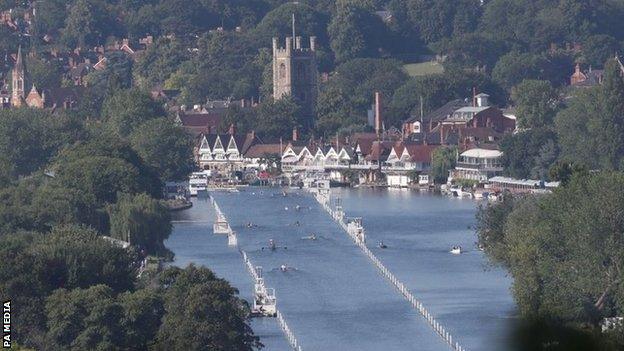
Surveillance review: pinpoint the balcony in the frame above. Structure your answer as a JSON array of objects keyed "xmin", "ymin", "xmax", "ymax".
[{"xmin": 456, "ymin": 162, "xmax": 503, "ymax": 172}]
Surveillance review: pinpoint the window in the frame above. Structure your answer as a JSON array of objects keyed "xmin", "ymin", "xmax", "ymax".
[{"xmin": 279, "ymin": 63, "xmax": 286, "ymax": 79}]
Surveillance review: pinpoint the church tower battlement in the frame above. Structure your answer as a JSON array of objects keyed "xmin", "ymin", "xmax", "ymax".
[{"xmin": 272, "ymin": 35, "xmax": 318, "ymax": 122}]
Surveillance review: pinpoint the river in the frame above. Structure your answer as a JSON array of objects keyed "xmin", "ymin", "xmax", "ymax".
[{"xmin": 165, "ymin": 187, "xmax": 515, "ymax": 351}]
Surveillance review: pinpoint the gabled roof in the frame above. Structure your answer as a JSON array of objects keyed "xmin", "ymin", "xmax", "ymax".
[
  {"xmin": 244, "ymin": 144, "xmax": 284, "ymax": 158},
  {"xmin": 404, "ymin": 144, "xmax": 437, "ymax": 163},
  {"xmin": 405, "ymin": 99, "xmax": 469, "ymax": 124}
]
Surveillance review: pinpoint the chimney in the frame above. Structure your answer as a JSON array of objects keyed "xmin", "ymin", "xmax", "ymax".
[
  {"xmin": 122, "ymin": 38, "xmax": 129, "ymax": 46},
  {"xmin": 250, "ymin": 130, "xmax": 256, "ymax": 140},
  {"xmin": 295, "ymin": 36, "xmax": 301, "ymax": 50},
  {"xmin": 292, "ymin": 127, "xmax": 299, "ymax": 141},
  {"xmin": 472, "ymin": 87, "xmax": 477, "ymax": 107},
  {"xmin": 375, "ymin": 92, "xmax": 382, "ymax": 138},
  {"xmin": 310, "ymin": 36, "xmax": 316, "ymax": 51},
  {"xmin": 228, "ymin": 123, "xmax": 236, "ymax": 135}
]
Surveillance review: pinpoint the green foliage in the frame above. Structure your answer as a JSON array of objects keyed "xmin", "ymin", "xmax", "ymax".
[
  {"xmin": 512, "ymin": 79, "xmax": 560, "ymax": 129},
  {"xmin": 256, "ymin": 97, "xmax": 301, "ymax": 139},
  {"xmin": 133, "ymin": 37, "xmax": 190, "ymax": 89},
  {"xmin": 583, "ymin": 34, "xmax": 621, "ymax": 68},
  {"xmin": 328, "ymin": 1, "xmax": 385, "ymax": 63},
  {"xmin": 102, "ymin": 88, "xmax": 165, "ymax": 137},
  {"xmin": 500, "ymin": 129, "xmax": 558, "ymax": 180},
  {"xmin": 108, "ymin": 193, "xmax": 172, "ymax": 255},
  {"xmin": 555, "ymin": 59, "xmax": 624, "ymax": 170},
  {"xmin": 431, "ymin": 146, "xmax": 457, "ymax": 184},
  {"xmin": 130, "ymin": 118, "xmax": 195, "ymax": 181},
  {"xmin": 0, "ymin": 109, "xmax": 84, "ymax": 182},
  {"xmin": 25, "ymin": 56, "xmax": 62, "ymax": 90},
  {"xmin": 316, "ymin": 58, "xmax": 408, "ymax": 134},
  {"xmin": 157, "ymin": 265, "xmax": 262, "ymax": 351},
  {"xmin": 45, "ymin": 285, "xmax": 165, "ymax": 351},
  {"xmin": 62, "ymin": 0, "xmax": 119, "ymax": 48},
  {"xmin": 477, "ymin": 172, "xmax": 624, "ymax": 329}
]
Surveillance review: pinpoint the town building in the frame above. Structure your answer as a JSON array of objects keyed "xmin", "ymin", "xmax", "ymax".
[
  {"xmin": 448, "ymin": 148, "xmax": 503, "ymax": 183},
  {"xmin": 570, "ymin": 63, "xmax": 603, "ymax": 87}
]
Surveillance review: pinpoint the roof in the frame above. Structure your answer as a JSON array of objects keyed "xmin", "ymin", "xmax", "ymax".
[
  {"xmin": 489, "ymin": 176, "xmax": 540, "ymax": 187},
  {"xmin": 405, "ymin": 99, "xmax": 469, "ymax": 124},
  {"xmin": 460, "ymin": 148, "xmax": 502, "ymax": 158},
  {"xmin": 177, "ymin": 112, "xmax": 221, "ymax": 128},
  {"xmin": 44, "ymin": 86, "xmax": 85, "ymax": 108},
  {"xmin": 244, "ymin": 144, "xmax": 283, "ymax": 158},
  {"xmin": 404, "ymin": 144, "xmax": 437, "ymax": 163}
]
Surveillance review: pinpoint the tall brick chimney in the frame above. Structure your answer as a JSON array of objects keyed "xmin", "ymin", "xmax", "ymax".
[
  {"xmin": 375, "ymin": 92, "xmax": 382, "ymax": 138},
  {"xmin": 292, "ymin": 127, "xmax": 299, "ymax": 141}
]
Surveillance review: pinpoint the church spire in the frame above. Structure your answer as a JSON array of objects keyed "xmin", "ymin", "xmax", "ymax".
[
  {"xmin": 14, "ymin": 45, "xmax": 23, "ymax": 73},
  {"xmin": 11, "ymin": 45, "xmax": 25, "ymax": 107}
]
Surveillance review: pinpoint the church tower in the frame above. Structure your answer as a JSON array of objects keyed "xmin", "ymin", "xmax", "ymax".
[
  {"xmin": 272, "ymin": 35, "xmax": 318, "ymax": 124},
  {"xmin": 11, "ymin": 46, "xmax": 25, "ymax": 107}
]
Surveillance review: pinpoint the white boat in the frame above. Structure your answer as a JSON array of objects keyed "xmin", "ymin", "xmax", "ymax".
[
  {"xmin": 450, "ymin": 246, "xmax": 462, "ymax": 255},
  {"xmin": 188, "ymin": 172, "xmax": 209, "ymax": 196}
]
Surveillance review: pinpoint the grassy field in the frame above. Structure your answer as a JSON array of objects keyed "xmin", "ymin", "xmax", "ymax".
[{"xmin": 403, "ymin": 61, "xmax": 444, "ymax": 77}]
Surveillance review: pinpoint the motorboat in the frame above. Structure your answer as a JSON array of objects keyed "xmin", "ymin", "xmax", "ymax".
[
  {"xmin": 302, "ymin": 234, "xmax": 317, "ymax": 240},
  {"xmin": 378, "ymin": 241, "xmax": 387, "ymax": 249},
  {"xmin": 188, "ymin": 171, "xmax": 209, "ymax": 196},
  {"xmin": 450, "ymin": 246, "xmax": 462, "ymax": 255}
]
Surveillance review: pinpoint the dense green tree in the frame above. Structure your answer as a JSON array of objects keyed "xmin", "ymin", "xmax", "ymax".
[
  {"xmin": 55, "ymin": 155, "xmax": 158, "ymax": 205},
  {"xmin": 511, "ymin": 79, "xmax": 559, "ymax": 129},
  {"xmin": 555, "ymin": 59, "xmax": 624, "ymax": 170},
  {"xmin": 130, "ymin": 118, "xmax": 195, "ymax": 181},
  {"xmin": 440, "ymin": 33, "xmax": 508, "ymax": 71},
  {"xmin": 45, "ymin": 285, "xmax": 124, "ymax": 351},
  {"xmin": 405, "ymin": 0, "xmax": 481, "ymax": 44},
  {"xmin": 492, "ymin": 52, "xmax": 542, "ymax": 90},
  {"xmin": 133, "ymin": 37, "xmax": 190, "ymax": 89},
  {"xmin": 157, "ymin": 265, "xmax": 262, "ymax": 351},
  {"xmin": 108, "ymin": 193, "xmax": 172, "ymax": 255},
  {"xmin": 253, "ymin": 2, "xmax": 329, "ymax": 46},
  {"xmin": 583, "ymin": 34, "xmax": 620, "ymax": 68},
  {"xmin": 328, "ymin": 1, "xmax": 385, "ymax": 63},
  {"xmin": 101, "ymin": 88, "xmax": 165, "ymax": 137},
  {"xmin": 85, "ymin": 52, "xmax": 135, "ymax": 95},
  {"xmin": 0, "ymin": 109, "xmax": 84, "ymax": 181},
  {"xmin": 478, "ymin": 172, "xmax": 624, "ymax": 329},
  {"xmin": 62, "ymin": 0, "xmax": 119, "ymax": 48},
  {"xmin": 316, "ymin": 58, "xmax": 408, "ymax": 133},
  {"xmin": 26, "ymin": 56, "xmax": 63, "ymax": 90},
  {"xmin": 500, "ymin": 129, "xmax": 558, "ymax": 179},
  {"xmin": 431, "ymin": 146, "xmax": 457, "ymax": 184},
  {"xmin": 256, "ymin": 97, "xmax": 300, "ymax": 139},
  {"xmin": 219, "ymin": 105, "xmax": 258, "ymax": 135}
]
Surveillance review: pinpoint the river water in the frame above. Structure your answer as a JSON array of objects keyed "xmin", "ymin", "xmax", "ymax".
[{"xmin": 165, "ymin": 188, "xmax": 515, "ymax": 351}]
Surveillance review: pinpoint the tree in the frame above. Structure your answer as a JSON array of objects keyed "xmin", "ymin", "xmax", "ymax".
[
  {"xmin": 555, "ymin": 59, "xmax": 624, "ymax": 170},
  {"xmin": 25, "ymin": 56, "xmax": 62, "ymax": 90},
  {"xmin": 583, "ymin": 34, "xmax": 620, "ymax": 68},
  {"xmin": 477, "ymin": 172, "xmax": 624, "ymax": 329},
  {"xmin": 107, "ymin": 193, "xmax": 172, "ymax": 255},
  {"xmin": 157, "ymin": 265, "xmax": 262, "ymax": 351},
  {"xmin": 328, "ymin": 1, "xmax": 384, "ymax": 63},
  {"xmin": 511, "ymin": 79, "xmax": 559, "ymax": 129},
  {"xmin": 256, "ymin": 97, "xmax": 300, "ymax": 139},
  {"xmin": 0, "ymin": 109, "xmax": 84, "ymax": 181},
  {"xmin": 45, "ymin": 285, "xmax": 124, "ymax": 351},
  {"xmin": 130, "ymin": 118, "xmax": 195, "ymax": 181},
  {"xmin": 492, "ymin": 52, "xmax": 542, "ymax": 90},
  {"xmin": 133, "ymin": 37, "xmax": 189, "ymax": 89},
  {"xmin": 101, "ymin": 88, "xmax": 165, "ymax": 137},
  {"xmin": 500, "ymin": 129, "xmax": 558, "ymax": 179},
  {"xmin": 55, "ymin": 156, "xmax": 157, "ymax": 205},
  {"xmin": 431, "ymin": 146, "xmax": 457, "ymax": 184}
]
